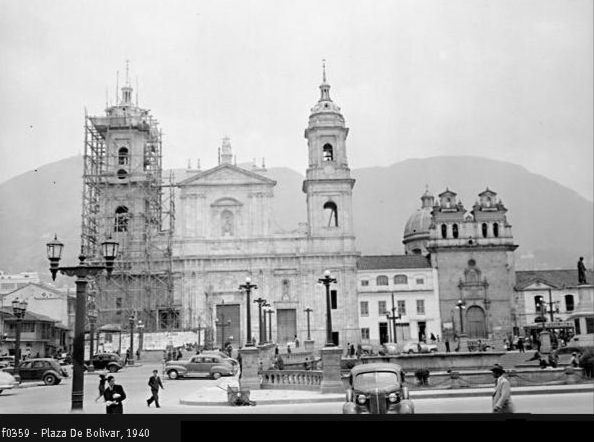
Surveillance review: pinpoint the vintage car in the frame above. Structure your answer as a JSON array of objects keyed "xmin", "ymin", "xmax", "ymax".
[
  {"xmin": 165, "ymin": 354, "xmax": 239, "ymax": 380},
  {"xmin": 343, "ymin": 363, "xmax": 414, "ymax": 414},
  {"xmin": 0, "ymin": 355, "xmax": 15, "ymax": 368},
  {"xmin": 88, "ymin": 353, "xmax": 123, "ymax": 372},
  {"xmin": 0, "ymin": 371, "xmax": 19, "ymax": 395},
  {"xmin": 402, "ymin": 342, "xmax": 438, "ymax": 354},
  {"xmin": 380, "ymin": 343, "xmax": 399, "ymax": 355},
  {"xmin": 2, "ymin": 358, "xmax": 68, "ymax": 385}
]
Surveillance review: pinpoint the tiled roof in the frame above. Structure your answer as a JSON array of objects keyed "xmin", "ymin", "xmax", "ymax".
[
  {"xmin": 515, "ymin": 269, "xmax": 594, "ymax": 290},
  {"xmin": 0, "ymin": 307, "xmax": 57, "ymax": 323},
  {"xmin": 357, "ymin": 255, "xmax": 431, "ymax": 270}
]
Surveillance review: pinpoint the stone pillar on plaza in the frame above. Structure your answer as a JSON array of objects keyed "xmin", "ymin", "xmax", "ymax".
[
  {"xmin": 457, "ymin": 334, "xmax": 469, "ymax": 352},
  {"xmin": 304, "ymin": 340, "xmax": 315, "ymax": 352},
  {"xmin": 539, "ymin": 331, "xmax": 552, "ymax": 353},
  {"xmin": 320, "ymin": 346, "xmax": 344, "ymax": 394},
  {"xmin": 239, "ymin": 346, "xmax": 261, "ymax": 390},
  {"xmin": 257, "ymin": 342, "xmax": 276, "ymax": 369}
]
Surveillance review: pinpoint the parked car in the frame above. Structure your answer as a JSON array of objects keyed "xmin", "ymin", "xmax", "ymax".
[
  {"xmin": 2, "ymin": 358, "xmax": 68, "ymax": 385},
  {"xmin": 380, "ymin": 343, "xmax": 399, "ymax": 355},
  {"xmin": 359, "ymin": 344, "xmax": 375, "ymax": 356},
  {"xmin": 0, "ymin": 371, "xmax": 19, "ymax": 395},
  {"xmin": 343, "ymin": 363, "xmax": 414, "ymax": 414},
  {"xmin": 402, "ymin": 342, "xmax": 438, "ymax": 354},
  {"xmin": 88, "ymin": 353, "xmax": 123, "ymax": 372},
  {"xmin": 165, "ymin": 354, "xmax": 239, "ymax": 380},
  {"xmin": 200, "ymin": 350, "xmax": 234, "ymax": 360},
  {"xmin": 0, "ymin": 355, "xmax": 15, "ymax": 368}
]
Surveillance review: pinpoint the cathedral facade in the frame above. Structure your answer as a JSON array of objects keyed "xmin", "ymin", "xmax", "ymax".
[{"xmin": 171, "ymin": 70, "xmax": 361, "ymax": 349}]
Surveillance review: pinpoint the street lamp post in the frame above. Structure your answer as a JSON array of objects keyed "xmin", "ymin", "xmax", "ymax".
[
  {"xmin": 456, "ymin": 300, "xmax": 467, "ymax": 334},
  {"xmin": 262, "ymin": 303, "xmax": 270, "ymax": 343},
  {"xmin": 253, "ymin": 297, "xmax": 267, "ymax": 345},
  {"xmin": 239, "ymin": 277, "xmax": 258, "ymax": 347},
  {"xmin": 46, "ymin": 234, "xmax": 118, "ymax": 411},
  {"xmin": 215, "ymin": 314, "xmax": 231, "ymax": 348},
  {"xmin": 87, "ymin": 307, "xmax": 97, "ymax": 373},
  {"xmin": 266, "ymin": 307, "xmax": 275, "ymax": 343},
  {"xmin": 385, "ymin": 312, "xmax": 393, "ymax": 342},
  {"xmin": 304, "ymin": 306, "xmax": 313, "ymax": 341},
  {"xmin": 137, "ymin": 320, "xmax": 145, "ymax": 354},
  {"xmin": 318, "ymin": 270, "xmax": 337, "ymax": 347},
  {"xmin": 128, "ymin": 315, "xmax": 135, "ymax": 365},
  {"xmin": 11, "ymin": 298, "xmax": 28, "ymax": 377}
]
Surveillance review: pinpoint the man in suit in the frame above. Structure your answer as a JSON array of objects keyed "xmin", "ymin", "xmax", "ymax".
[
  {"xmin": 104, "ymin": 375, "xmax": 126, "ymax": 414},
  {"xmin": 147, "ymin": 369, "xmax": 164, "ymax": 408},
  {"xmin": 491, "ymin": 364, "xmax": 514, "ymax": 413}
]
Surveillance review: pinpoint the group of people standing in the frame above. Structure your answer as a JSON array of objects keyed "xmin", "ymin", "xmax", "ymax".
[{"xmin": 95, "ymin": 369, "xmax": 165, "ymax": 414}]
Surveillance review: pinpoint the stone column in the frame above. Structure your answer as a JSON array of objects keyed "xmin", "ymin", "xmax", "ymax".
[
  {"xmin": 457, "ymin": 334, "xmax": 469, "ymax": 352},
  {"xmin": 539, "ymin": 331, "xmax": 552, "ymax": 353},
  {"xmin": 320, "ymin": 346, "xmax": 344, "ymax": 394},
  {"xmin": 239, "ymin": 346, "xmax": 260, "ymax": 390},
  {"xmin": 304, "ymin": 340, "xmax": 315, "ymax": 353}
]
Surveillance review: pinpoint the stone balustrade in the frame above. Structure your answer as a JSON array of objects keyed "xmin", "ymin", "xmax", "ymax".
[{"xmin": 260, "ymin": 369, "xmax": 323, "ymax": 390}]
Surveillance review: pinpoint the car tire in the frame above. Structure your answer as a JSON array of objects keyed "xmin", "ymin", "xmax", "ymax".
[
  {"xmin": 408, "ymin": 350, "xmax": 414, "ymax": 354},
  {"xmin": 108, "ymin": 365, "xmax": 118, "ymax": 373},
  {"xmin": 168, "ymin": 370, "xmax": 179, "ymax": 380},
  {"xmin": 212, "ymin": 372, "xmax": 222, "ymax": 380},
  {"xmin": 44, "ymin": 374, "xmax": 57, "ymax": 386}
]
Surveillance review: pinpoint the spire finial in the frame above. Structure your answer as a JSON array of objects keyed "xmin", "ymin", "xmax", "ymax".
[
  {"xmin": 322, "ymin": 58, "xmax": 327, "ymax": 83},
  {"xmin": 125, "ymin": 59, "xmax": 130, "ymax": 86}
]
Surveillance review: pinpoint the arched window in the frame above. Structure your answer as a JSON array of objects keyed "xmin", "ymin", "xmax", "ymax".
[
  {"xmin": 323, "ymin": 143, "xmax": 334, "ymax": 161},
  {"xmin": 452, "ymin": 223, "xmax": 459, "ymax": 239},
  {"xmin": 565, "ymin": 294, "xmax": 574, "ymax": 312},
  {"xmin": 441, "ymin": 224, "xmax": 447, "ymax": 239},
  {"xmin": 482, "ymin": 223, "xmax": 488, "ymax": 238},
  {"xmin": 117, "ymin": 169, "xmax": 128, "ymax": 180},
  {"xmin": 323, "ymin": 201, "xmax": 338, "ymax": 227},
  {"xmin": 118, "ymin": 147, "xmax": 129, "ymax": 165},
  {"xmin": 445, "ymin": 198, "xmax": 451, "ymax": 208},
  {"xmin": 221, "ymin": 210, "xmax": 234, "ymax": 236},
  {"xmin": 282, "ymin": 279, "xmax": 290, "ymax": 300},
  {"xmin": 114, "ymin": 206, "xmax": 129, "ymax": 232},
  {"xmin": 394, "ymin": 275, "xmax": 408, "ymax": 285},
  {"xmin": 376, "ymin": 275, "xmax": 389, "ymax": 286},
  {"xmin": 493, "ymin": 223, "xmax": 499, "ymax": 238}
]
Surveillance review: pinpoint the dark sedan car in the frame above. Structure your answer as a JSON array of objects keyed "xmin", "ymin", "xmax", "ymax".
[
  {"xmin": 2, "ymin": 358, "xmax": 68, "ymax": 385},
  {"xmin": 88, "ymin": 353, "xmax": 123, "ymax": 372},
  {"xmin": 343, "ymin": 363, "xmax": 414, "ymax": 414}
]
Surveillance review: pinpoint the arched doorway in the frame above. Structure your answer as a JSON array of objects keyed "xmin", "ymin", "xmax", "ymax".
[{"xmin": 466, "ymin": 306, "xmax": 487, "ymax": 338}]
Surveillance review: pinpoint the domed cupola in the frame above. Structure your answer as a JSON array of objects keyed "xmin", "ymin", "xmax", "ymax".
[
  {"xmin": 307, "ymin": 60, "xmax": 345, "ymax": 128},
  {"xmin": 403, "ymin": 188, "xmax": 435, "ymax": 255}
]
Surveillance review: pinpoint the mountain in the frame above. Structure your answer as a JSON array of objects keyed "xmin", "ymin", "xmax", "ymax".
[{"xmin": 0, "ymin": 155, "xmax": 592, "ymax": 278}]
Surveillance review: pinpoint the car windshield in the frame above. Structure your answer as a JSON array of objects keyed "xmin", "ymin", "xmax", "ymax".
[{"xmin": 354, "ymin": 371, "xmax": 399, "ymax": 390}]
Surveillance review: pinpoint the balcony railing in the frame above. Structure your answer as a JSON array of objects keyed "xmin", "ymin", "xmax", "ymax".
[{"xmin": 260, "ymin": 369, "xmax": 323, "ymax": 390}]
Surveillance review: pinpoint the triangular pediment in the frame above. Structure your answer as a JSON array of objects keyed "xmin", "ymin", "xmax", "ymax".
[
  {"xmin": 516, "ymin": 279, "xmax": 558, "ymax": 291},
  {"xmin": 177, "ymin": 163, "xmax": 276, "ymax": 187}
]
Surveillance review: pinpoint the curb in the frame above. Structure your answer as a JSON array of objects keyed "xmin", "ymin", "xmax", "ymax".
[{"xmin": 178, "ymin": 384, "xmax": 594, "ymax": 406}]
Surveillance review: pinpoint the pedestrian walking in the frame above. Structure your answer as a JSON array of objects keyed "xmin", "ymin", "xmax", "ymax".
[
  {"xmin": 294, "ymin": 335, "xmax": 300, "ymax": 349},
  {"xmin": 445, "ymin": 339, "xmax": 450, "ymax": 353},
  {"xmin": 430, "ymin": 333, "xmax": 436, "ymax": 344},
  {"xmin": 95, "ymin": 374, "xmax": 107, "ymax": 402},
  {"xmin": 237, "ymin": 351, "xmax": 243, "ymax": 379},
  {"xmin": 104, "ymin": 376, "xmax": 126, "ymax": 414},
  {"xmin": 345, "ymin": 343, "xmax": 351, "ymax": 357},
  {"xmin": 136, "ymin": 349, "xmax": 140, "ymax": 360},
  {"xmin": 517, "ymin": 337, "xmax": 525, "ymax": 353},
  {"xmin": 350, "ymin": 343, "xmax": 355, "ymax": 357},
  {"xmin": 147, "ymin": 369, "xmax": 164, "ymax": 408},
  {"xmin": 274, "ymin": 345, "xmax": 279, "ymax": 356},
  {"xmin": 286, "ymin": 343, "xmax": 291, "ymax": 354},
  {"xmin": 491, "ymin": 364, "xmax": 514, "ymax": 413},
  {"xmin": 124, "ymin": 349, "xmax": 130, "ymax": 366}
]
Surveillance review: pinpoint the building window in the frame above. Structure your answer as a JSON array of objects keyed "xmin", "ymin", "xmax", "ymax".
[
  {"xmin": 416, "ymin": 300, "xmax": 425, "ymax": 315},
  {"xmin": 394, "ymin": 275, "xmax": 407, "ymax": 285},
  {"xmin": 221, "ymin": 210, "xmax": 234, "ymax": 236},
  {"xmin": 159, "ymin": 309, "xmax": 180, "ymax": 330},
  {"xmin": 441, "ymin": 224, "xmax": 447, "ymax": 239},
  {"xmin": 416, "ymin": 278, "xmax": 424, "ymax": 285},
  {"xmin": 574, "ymin": 318, "xmax": 581, "ymax": 335},
  {"xmin": 565, "ymin": 294, "xmax": 574, "ymax": 312},
  {"xmin": 398, "ymin": 300, "xmax": 406, "ymax": 316},
  {"xmin": 323, "ymin": 202, "xmax": 338, "ymax": 227},
  {"xmin": 360, "ymin": 301, "xmax": 369, "ymax": 317},
  {"xmin": 493, "ymin": 223, "xmax": 499, "ymax": 238},
  {"xmin": 482, "ymin": 223, "xmax": 488, "ymax": 238},
  {"xmin": 378, "ymin": 301, "xmax": 387, "ymax": 315},
  {"xmin": 361, "ymin": 280, "xmax": 369, "ymax": 287},
  {"xmin": 361, "ymin": 328, "xmax": 370, "ymax": 340},
  {"xmin": 376, "ymin": 275, "xmax": 389, "ymax": 286},
  {"xmin": 323, "ymin": 143, "xmax": 334, "ymax": 161},
  {"xmin": 117, "ymin": 169, "xmax": 128, "ymax": 179},
  {"xmin": 331, "ymin": 290, "xmax": 338, "ymax": 309},
  {"xmin": 452, "ymin": 223, "xmax": 459, "ymax": 239},
  {"xmin": 114, "ymin": 206, "xmax": 129, "ymax": 232},
  {"xmin": 534, "ymin": 296, "xmax": 544, "ymax": 313},
  {"xmin": 118, "ymin": 147, "xmax": 129, "ymax": 165},
  {"xmin": 586, "ymin": 317, "xmax": 594, "ymax": 334}
]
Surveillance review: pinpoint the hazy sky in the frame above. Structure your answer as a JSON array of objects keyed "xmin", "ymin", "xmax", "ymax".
[{"xmin": 1, "ymin": 0, "xmax": 592, "ymax": 200}]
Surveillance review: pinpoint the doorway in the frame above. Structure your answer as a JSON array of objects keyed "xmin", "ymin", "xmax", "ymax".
[
  {"xmin": 276, "ymin": 309, "xmax": 297, "ymax": 345},
  {"xmin": 216, "ymin": 304, "xmax": 240, "ymax": 347},
  {"xmin": 418, "ymin": 321, "xmax": 427, "ymax": 342},
  {"xmin": 379, "ymin": 322, "xmax": 389, "ymax": 344}
]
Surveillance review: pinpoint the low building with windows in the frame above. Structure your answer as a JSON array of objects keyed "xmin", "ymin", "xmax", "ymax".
[
  {"xmin": 356, "ymin": 255, "xmax": 440, "ymax": 348},
  {"xmin": 514, "ymin": 269, "xmax": 594, "ymax": 342}
]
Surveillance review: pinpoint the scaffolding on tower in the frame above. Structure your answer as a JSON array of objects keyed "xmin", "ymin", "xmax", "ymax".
[{"xmin": 80, "ymin": 88, "xmax": 179, "ymax": 334}]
